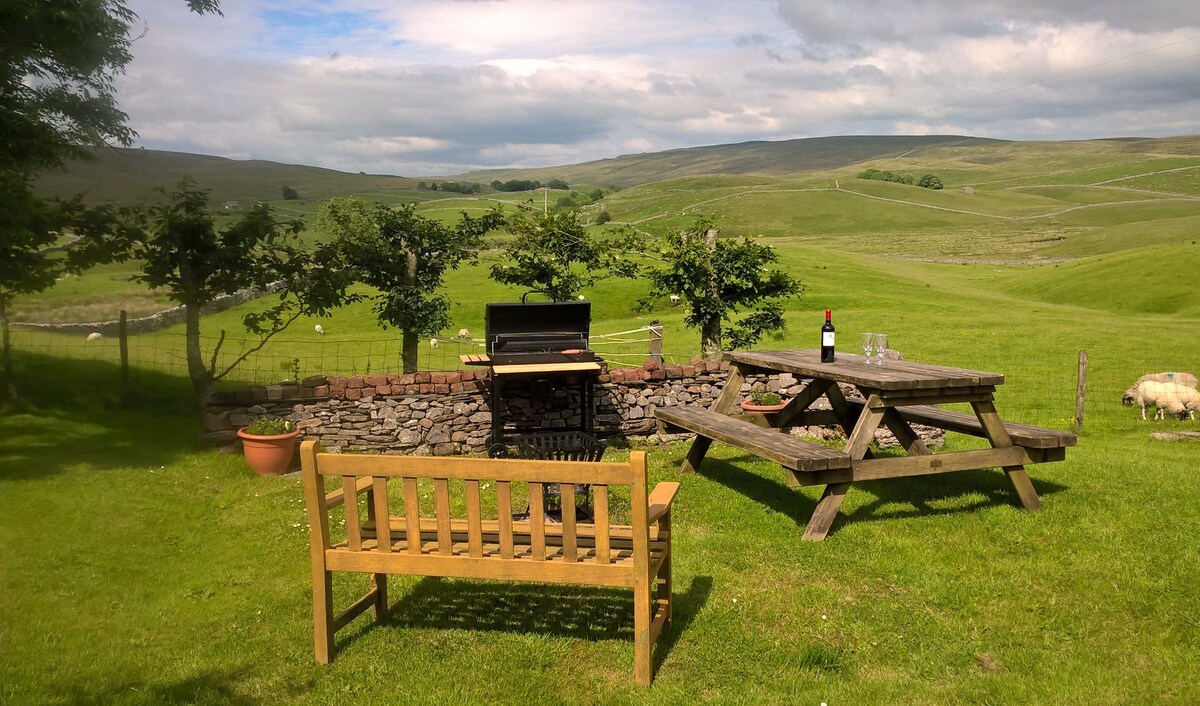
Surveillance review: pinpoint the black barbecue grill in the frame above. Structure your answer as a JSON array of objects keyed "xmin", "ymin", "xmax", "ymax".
[{"xmin": 480, "ymin": 299, "xmax": 601, "ymax": 455}]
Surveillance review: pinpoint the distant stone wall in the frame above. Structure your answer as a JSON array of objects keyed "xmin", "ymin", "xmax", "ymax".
[{"xmin": 204, "ymin": 359, "xmax": 943, "ymax": 455}]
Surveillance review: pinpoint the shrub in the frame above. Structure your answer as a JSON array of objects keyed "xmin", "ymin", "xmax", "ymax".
[{"xmin": 243, "ymin": 417, "xmax": 295, "ymax": 436}]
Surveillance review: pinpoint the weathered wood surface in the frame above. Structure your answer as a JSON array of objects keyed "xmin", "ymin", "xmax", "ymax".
[
  {"xmin": 491, "ymin": 361, "xmax": 602, "ymax": 376},
  {"xmin": 725, "ymin": 349, "xmax": 1005, "ymax": 390},
  {"xmin": 301, "ymin": 441, "xmax": 677, "ymax": 685},
  {"xmin": 655, "ymin": 405, "xmax": 851, "ymax": 472},
  {"xmin": 843, "ymin": 400, "xmax": 1076, "ymax": 450}
]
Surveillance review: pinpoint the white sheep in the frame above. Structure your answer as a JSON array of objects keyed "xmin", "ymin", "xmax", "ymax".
[
  {"xmin": 457, "ymin": 328, "xmax": 470, "ymax": 339},
  {"xmin": 1123, "ymin": 372, "xmax": 1197, "ymax": 407},
  {"xmin": 86, "ymin": 332, "xmax": 102, "ymax": 341},
  {"xmin": 669, "ymin": 294, "xmax": 680, "ymax": 305},
  {"xmin": 1131, "ymin": 380, "xmax": 1200, "ymax": 420},
  {"xmin": 314, "ymin": 324, "xmax": 325, "ymax": 335},
  {"xmin": 429, "ymin": 337, "xmax": 438, "ymax": 350}
]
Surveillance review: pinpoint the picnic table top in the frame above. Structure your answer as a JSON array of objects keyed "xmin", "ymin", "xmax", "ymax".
[{"xmin": 724, "ymin": 349, "xmax": 1005, "ymax": 391}]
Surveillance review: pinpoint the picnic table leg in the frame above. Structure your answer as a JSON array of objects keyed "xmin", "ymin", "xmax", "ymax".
[
  {"xmin": 802, "ymin": 482, "xmax": 851, "ymax": 541},
  {"xmin": 972, "ymin": 399, "xmax": 1042, "ymax": 510},
  {"xmin": 677, "ymin": 362, "xmax": 745, "ymax": 474},
  {"xmin": 680, "ymin": 436, "xmax": 712, "ymax": 474}
]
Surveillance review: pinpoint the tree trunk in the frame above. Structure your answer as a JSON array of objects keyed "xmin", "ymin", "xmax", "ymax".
[
  {"xmin": 1, "ymin": 297, "xmax": 16, "ymax": 402},
  {"xmin": 402, "ymin": 330, "xmax": 419, "ymax": 374},
  {"xmin": 701, "ymin": 227, "xmax": 722, "ymax": 363},
  {"xmin": 184, "ymin": 301, "xmax": 213, "ymax": 404}
]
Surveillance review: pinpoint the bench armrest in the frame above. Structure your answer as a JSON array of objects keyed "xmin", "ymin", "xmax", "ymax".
[
  {"xmin": 324, "ymin": 476, "xmax": 374, "ymax": 510},
  {"xmin": 647, "ymin": 482, "xmax": 681, "ymax": 524}
]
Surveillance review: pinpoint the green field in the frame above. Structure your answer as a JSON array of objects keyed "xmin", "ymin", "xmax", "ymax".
[{"xmin": 5, "ymin": 135, "xmax": 1200, "ymax": 703}]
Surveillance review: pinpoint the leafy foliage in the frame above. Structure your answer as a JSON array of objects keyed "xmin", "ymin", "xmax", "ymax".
[
  {"xmin": 319, "ymin": 198, "xmax": 504, "ymax": 372},
  {"xmin": 281, "ymin": 184, "xmax": 299, "ymax": 200},
  {"xmin": 918, "ymin": 173, "xmax": 944, "ymax": 190},
  {"xmin": 857, "ymin": 168, "xmax": 914, "ymax": 185},
  {"xmin": 242, "ymin": 417, "xmax": 295, "ymax": 436},
  {"xmin": 490, "ymin": 179, "xmax": 543, "ymax": 193},
  {"xmin": 489, "ymin": 208, "xmax": 638, "ymax": 301},
  {"xmin": 637, "ymin": 219, "xmax": 802, "ymax": 357}
]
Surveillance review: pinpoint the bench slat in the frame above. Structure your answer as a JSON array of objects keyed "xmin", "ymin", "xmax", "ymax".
[
  {"xmin": 343, "ymin": 476, "xmax": 362, "ymax": 551},
  {"xmin": 435, "ymin": 479, "xmax": 452, "ymax": 555},
  {"xmin": 874, "ymin": 403, "xmax": 1077, "ymax": 449},
  {"xmin": 594, "ymin": 485, "xmax": 610, "ymax": 564},
  {"xmin": 466, "ymin": 480, "xmax": 483, "ymax": 558},
  {"xmin": 373, "ymin": 478, "xmax": 391, "ymax": 553},
  {"xmin": 404, "ymin": 478, "xmax": 421, "ymax": 556},
  {"xmin": 497, "ymin": 481, "xmax": 514, "ymax": 560},
  {"xmin": 655, "ymin": 406, "xmax": 851, "ymax": 471}
]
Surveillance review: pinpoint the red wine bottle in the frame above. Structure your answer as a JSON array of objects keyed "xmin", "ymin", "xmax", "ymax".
[{"xmin": 820, "ymin": 309, "xmax": 836, "ymax": 362}]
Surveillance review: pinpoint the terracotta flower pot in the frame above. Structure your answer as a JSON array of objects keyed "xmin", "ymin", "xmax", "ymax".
[
  {"xmin": 740, "ymin": 399, "xmax": 788, "ymax": 414},
  {"xmin": 237, "ymin": 427, "xmax": 301, "ymax": 476}
]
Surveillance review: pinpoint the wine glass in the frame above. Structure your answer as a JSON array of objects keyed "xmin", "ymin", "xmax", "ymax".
[
  {"xmin": 873, "ymin": 332, "xmax": 889, "ymax": 366},
  {"xmin": 860, "ymin": 332, "xmax": 875, "ymax": 364}
]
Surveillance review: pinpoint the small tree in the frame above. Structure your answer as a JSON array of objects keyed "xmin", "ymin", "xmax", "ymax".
[
  {"xmin": 489, "ymin": 208, "xmax": 637, "ymax": 301},
  {"xmin": 319, "ymin": 198, "xmax": 505, "ymax": 373},
  {"xmin": 918, "ymin": 174, "xmax": 944, "ymax": 190},
  {"xmin": 638, "ymin": 220, "xmax": 802, "ymax": 361},
  {"xmin": 76, "ymin": 180, "xmax": 351, "ymax": 404},
  {"xmin": 281, "ymin": 184, "xmax": 300, "ymax": 200}
]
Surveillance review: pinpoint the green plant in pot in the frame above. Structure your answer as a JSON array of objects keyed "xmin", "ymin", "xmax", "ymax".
[
  {"xmin": 237, "ymin": 416, "xmax": 300, "ymax": 476},
  {"xmin": 740, "ymin": 384, "xmax": 788, "ymax": 413}
]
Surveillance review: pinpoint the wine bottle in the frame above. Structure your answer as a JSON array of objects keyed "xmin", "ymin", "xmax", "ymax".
[{"xmin": 820, "ymin": 309, "xmax": 836, "ymax": 363}]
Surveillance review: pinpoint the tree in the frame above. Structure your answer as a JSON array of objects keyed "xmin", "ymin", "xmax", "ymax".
[
  {"xmin": 545, "ymin": 178, "xmax": 570, "ymax": 190},
  {"xmin": 489, "ymin": 208, "xmax": 637, "ymax": 302},
  {"xmin": 76, "ymin": 180, "xmax": 351, "ymax": 403},
  {"xmin": 638, "ymin": 220, "xmax": 802, "ymax": 361},
  {"xmin": 0, "ymin": 0, "xmax": 222, "ymax": 399},
  {"xmin": 281, "ymin": 184, "xmax": 300, "ymax": 200},
  {"xmin": 918, "ymin": 174, "xmax": 944, "ymax": 190},
  {"xmin": 319, "ymin": 198, "xmax": 505, "ymax": 373}
]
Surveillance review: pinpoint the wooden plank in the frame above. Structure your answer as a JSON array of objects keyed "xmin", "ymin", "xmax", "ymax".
[
  {"xmin": 435, "ymin": 478, "xmax": 452, "ymax": 555},
  {"xmin": 561, "ymin": 484, "xmax": 577, "ymax": 562},
  {"xmin": 825, "ymin": 446, "xmax": 1032, "ymax": 482},
  {"xmin": 846, "ymin": 400, "xmax": 1078, "ymax": 449},
  {"xmin": 530, "ymin": 483, "xmax": 546, "ymax": 560},
  {"xmin": 404, "ymin": 478, "xmax": 421, "ymax": 555},
  {"xmin": 343, "ymin": 476, "xmax": 362, "ymax": 551},
  {"xmin": 300, "ymin": 441, "xmax": 335, "ymax": 663},
  {"xmin": 325, "ymin": 550, "xmax": 640, "ymax": 587},
  {"xmin": 491, "ymin": 361, "xmax": 602, "ymax": 375},
  {"xmin": 655, "ymin": 406, "xmax": 851, "ymax": 471},
  {"xmin": 324, "ymin": 475, "xmax": 373, "ymax": 510},
  {"xmin": 497, "ymin": 481, "xmax": 514, "ymax": 559},
  {"xmin": 594, "ymin": 485, "xmax": 610, "ymax": 564},
  {"xmin": 647, "ymin": 482, "xmax": 681, "ymax": 524},
  {"xmin": 372, "ymin": 477, "xmax": 391, "ymax": 553},
  {"xmin": 725, "ymin": 349, "xmax": 1005, "ymax": 390},
  {"xmin": 802, "ymin": 481, "xmax": 850, "ymax": 541},
  {"xmin": 466, "ymin": 480, "xmax": 483, "ymax": 558},
  {"xmin": 314, "ymin": 453, "xmax": 637, "ymax": 484}
]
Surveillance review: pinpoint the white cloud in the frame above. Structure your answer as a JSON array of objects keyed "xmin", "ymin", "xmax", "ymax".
[{"xmin": 115, "ymin": 0, "xmax": 1200, "ymax": 175}]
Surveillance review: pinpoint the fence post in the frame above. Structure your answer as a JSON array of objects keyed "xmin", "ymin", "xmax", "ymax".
[
  {"xmin": 1074, "ymin": 349, "xmax": 1088, "ymax": 434},
  {"xmin": 648, "ymin": 321, "xmax": 663, "ymax": 364},
  {"xmin": 119, "ymin": 309, "xmax": 130, "ymax": 401}
]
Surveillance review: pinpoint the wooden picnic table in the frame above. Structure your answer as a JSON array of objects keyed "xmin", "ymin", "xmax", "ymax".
[{"xmin": 655, "ymin": 349, "xmax": 1075, "ymax": 541}]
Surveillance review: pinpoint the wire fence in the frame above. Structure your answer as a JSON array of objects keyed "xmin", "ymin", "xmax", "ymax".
[{"xmin": 7, "ymin": 324, "xmax": 1196, "ymax": 433}]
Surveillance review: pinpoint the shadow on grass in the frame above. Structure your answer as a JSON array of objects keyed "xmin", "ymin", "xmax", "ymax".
[
  {"xmin": 0, "ymin": 352, "xmax": 201, "ymax": 481},
  {"xmin": 691, "ymin": 451, "xmax": 1068, "ymax": 536},
  {"xmin": 54, "ymin": 668, "xmax": 261, "ymax": 706},
  {"xmin": 344, "ymin": 574, "xmax": 712, "ymax": 669}
]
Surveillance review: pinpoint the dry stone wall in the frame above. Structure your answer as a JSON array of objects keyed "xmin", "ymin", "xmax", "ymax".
[{"xmin": 203, "ymin": 359, "xmax": 943, "ymax": 454}]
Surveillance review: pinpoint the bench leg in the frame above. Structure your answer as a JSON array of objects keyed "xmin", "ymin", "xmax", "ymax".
[
  {"xmin": 313, "ymin": 569, "xmax": 335, "ymax": 664},
  {"xmin": 371, "ymin": 572, "xmax": 389, "ymax": 623},
  {"xmin": 658, "ymin": 515, "xmax": 673, "ymax": 634},
  {"xmin": 680, "ymin": 436, "xmax": 712, "ymax": 474},
  {"xmin": 633, "ymin": 578, "xmax": 653, "ymax": 685},
  {"xmin": 802, "ymin": 482, "xmax": 850, "ymax": 542},
  {"xmin": 1004, "ymin": 466, "xmax": 1042, "ymax": 510}
]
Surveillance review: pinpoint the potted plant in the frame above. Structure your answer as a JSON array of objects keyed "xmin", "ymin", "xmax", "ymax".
[
  {"xmin": 739, "ymin": 385, "xmax": 789, "ymax": 413},
  {"xmin": 237, "ymin": 417, "xmax": 300, "ymax": 476}
]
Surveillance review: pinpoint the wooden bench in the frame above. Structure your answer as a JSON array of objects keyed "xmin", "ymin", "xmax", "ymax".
[
  {"xmin": 654, "ymin": 405, "xmax": 852, "ymax": 472},
  {"xmin": 300, "ymin": 440, "xmax": 680, "ymax": 685}
]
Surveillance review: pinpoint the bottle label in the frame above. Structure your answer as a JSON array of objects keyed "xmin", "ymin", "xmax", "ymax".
[{"xmin": 822, "ymin": 331, "xmax": 835, "ymax": 346}]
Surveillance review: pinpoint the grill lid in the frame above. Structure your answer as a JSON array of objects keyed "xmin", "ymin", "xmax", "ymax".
[{"xmin": 485, "ymin": 301, "xmax": 591, "ymax": 355}]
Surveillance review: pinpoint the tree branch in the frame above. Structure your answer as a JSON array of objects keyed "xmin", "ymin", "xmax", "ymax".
[{"xmin": 212, "ymin": 309, "xmax": 303, "ymax": 382}]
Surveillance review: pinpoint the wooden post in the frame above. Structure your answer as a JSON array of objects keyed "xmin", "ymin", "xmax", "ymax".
[
  {"xmin": 648, "ymin": 321, "xmax": 663, "ymax": 364},
  {"xmin": 119, "ymin": 309, "xmax": 130, "ymax": 400},
  {"xmin": 1074, "ymin": 349, "xmax": 1088, "ymax": 434}
]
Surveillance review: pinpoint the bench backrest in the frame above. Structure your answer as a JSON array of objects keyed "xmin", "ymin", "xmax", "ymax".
[{"xmin": 301, "ymin": 440, "xmax": 651, "ymax": 566}]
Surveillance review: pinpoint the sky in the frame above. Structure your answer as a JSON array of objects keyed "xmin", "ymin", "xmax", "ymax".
[{"xmin": 117, "ymin": 0, "xmax": 1200, "ymax": 176}]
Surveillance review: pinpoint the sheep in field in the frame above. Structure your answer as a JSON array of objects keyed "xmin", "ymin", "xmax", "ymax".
[
  {"xmin": 314, "ymin": 324, "xmax": 325, "ymax": 335},
  {"xmin": 86, "ymin": 332, "xmax": 102, "ymax": 341},
  {"xmin": 1122, "ymin": 372, "xmax": 1198, "ymax": 407},
  {"xmin": 669, "ymin": 294, "xmax": 680, "ymax": 305},
  {"xmin": 1130, "ymin": 380, "xmax": 1200, "ymax": 420},
  {"xmin": 429, "ymin": 338, "xmax": 438, "ymax": 350},
  {"xmin": 457, "ymin": 328, "xmax": 470, "ymax": 339}
]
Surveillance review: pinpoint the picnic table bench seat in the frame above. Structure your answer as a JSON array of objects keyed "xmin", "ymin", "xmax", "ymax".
[
  {"xmin": 654, "ymin": 405, "xmax": 851, "ymax": 472},
  {"xmin": 839, "ymin": 399, "xmax": 1076, "ymax": 451}
]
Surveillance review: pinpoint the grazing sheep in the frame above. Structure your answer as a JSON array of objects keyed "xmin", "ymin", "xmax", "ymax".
[
  {"xmin": 1123, "ymin": 371, "xmax": 1198, "ymax": 406},
  {"xmin": 86, "ymin": 332, "xmax": 102, "ymax": 341},
  {"xmin": 429, "ymin": 338, "xmax": 438, "ymax": 350},
  {"xmin": 1131, "ymin": 380, "xmax": 1200, "ymax": 420},
  {"xmin": 314, "ymin": 324, "xmax": 325, "ymax": 335},
  {"xmin": 669, "ymin": 294, "xmax": 680, "ymax": 305},
  {"xmin": 457, "ymin": 328, "xmax": 470, "ymax": 338}
]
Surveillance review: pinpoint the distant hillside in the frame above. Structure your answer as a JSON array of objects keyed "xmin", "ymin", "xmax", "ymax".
[
  {"xmin": 34, "ymin": 148, "xmax": 418, "ymax": 204},
  {"xmin": 460, "ymin": 135, "xmax": 1009, "ymax": 188}
]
